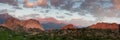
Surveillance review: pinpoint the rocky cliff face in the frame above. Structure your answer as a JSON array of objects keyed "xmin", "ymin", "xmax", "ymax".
[
  {"xmin": 89, "ymin": 22, "xmax": 119, "ymax": 30},
  {"xmin": 1, "ymin": 17, "xmax": 44, "ymax": 31},
  {"xmin": 1, "ymin": 17, "xmax": 21, "ymax": 30},
  {"xmin": 61, "ymin": 24, "xmax": 76, "ymax": 30},
  {"xmin": 23, "ymin": 19, "xmax": 44, "ymax": 31}
]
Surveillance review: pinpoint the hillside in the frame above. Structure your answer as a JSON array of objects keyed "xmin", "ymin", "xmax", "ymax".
[{"xmin": 0, "ymin": 26, "xmax": 120, "ymax": 40}]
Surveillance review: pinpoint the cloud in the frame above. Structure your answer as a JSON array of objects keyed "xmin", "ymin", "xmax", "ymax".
[
  {"xmin": 22, "ymin": 0, "xmax": 83, "ymax": 10},
  {"xmin": 80, "ymin": 0, "xmax": 96, "ymax": 9},
  {"xmin": 56, "ymin": 16, "xmax": 65, "ymax": 18},
  {"xmin": 112, "ymin": 0, "xmax": 120, "ymax": 10},
  {"xmin": 68, "ymin": 19, "xmax": 96, "ymax": 27},
  {"xmin": 12, "ymin": 6, "xmax": 22, "ymax": 9},
  {"xmin": 0, "ymin": 9, "xmax": 8, "ymax": 14},
  {"xmin": 99, "ymin": 17, "xmax": 120, "ymax": 24},
  {"xmin": 50, "ymin": 0, "xmax": 83, "ymax": 10},
  {"xmin": 80, "ymin": 0, "xmax": 120, "ymax": 18},
  {"xmin": 37, "ymin": 0, "xmax": 48, "ymax": 6},
  {"xmin": 50, "ymin": 0, "xmax": 64, "ymax": 7},
  {"xmin": 17, "ymin": 14, "xmax": 40, "ymax": 20},
  {"xmin": 1, "ymin": 0, "xmax": 120, "ymax": 27},
  {"xmin": 23, "ymin": 0, "xmax": 48, "ymax": 7},
  {"xmin": 64, "ymin": 13, "xmax": 73, "ymax": 16},
  {"xmin": 0, "ymin": 0, "xmax": 18, "ymax": 6}
]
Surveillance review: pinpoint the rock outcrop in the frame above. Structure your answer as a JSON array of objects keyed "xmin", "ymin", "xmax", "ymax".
[
  {"xmin": 2, "ymin": 18, "xmax": 19, "ymax": 30},
  {"xmin": 2, "ymin": 17, "xmax": 44, "ymax": 31},
  {"xmin": 89, "ymin": 22, "xmax": 119, "ymax": 30},
  {"xmin": 61, "ymin": 24, "xmax": 76, "ymax": 30},
  {"xmin": 23, "ymin": 19, "xmax": 44, "ymax": 31}
]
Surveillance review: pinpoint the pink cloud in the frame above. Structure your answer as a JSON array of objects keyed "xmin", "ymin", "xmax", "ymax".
[
  {"xmin": 112, "ymin": 0, "xmax": 120, "ymax": 10},
  {"xmin": 23, "ymin": 0, "xmax": 48, "ymax": 7}
]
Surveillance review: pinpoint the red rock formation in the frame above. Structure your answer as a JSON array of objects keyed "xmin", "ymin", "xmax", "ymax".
[
  {"xmin": 2, "ymin": 17, "xmax": 44, "ymax": 31},
  {"xmin": 2, "ymin": 17, "xmax": 21, "ymax": 29},
  {"xmin": 23, "ymin": 19, "xmax": 44, "ymax": 31},
  {"xmin": 90, "ymin": 22, "xmax": 119, "ymax": 30},
  {"xmin": 61, "ymin": 24, "xmax": 76, "ymax": 30}
]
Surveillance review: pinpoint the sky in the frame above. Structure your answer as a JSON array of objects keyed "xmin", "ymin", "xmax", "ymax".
[{"xmin": 0, "ymin": 0, "xmax": 120, "ymax": 27}]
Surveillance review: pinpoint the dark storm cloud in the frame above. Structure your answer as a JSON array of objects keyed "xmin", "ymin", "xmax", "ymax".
[{"xmin": 0, "ymin": 0, "xmax": 18, "ymax": 6}]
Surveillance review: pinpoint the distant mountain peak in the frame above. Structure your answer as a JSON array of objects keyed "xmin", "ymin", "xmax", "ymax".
[
  {"xmin": 37, "ymin": 17, "xmax": 61, "ymax": 24},
  {"xmin": 0, "ymin": 13, "xmax": 13, "ymax": 18},
  {"xmin": 0, "ymin": 13, "xmax": 13, "ymax": 24}
]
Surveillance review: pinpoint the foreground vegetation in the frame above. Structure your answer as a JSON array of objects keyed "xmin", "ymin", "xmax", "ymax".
[{"xmin": 0, "ymin": 26, "xmax": 120, "ymax": 40}]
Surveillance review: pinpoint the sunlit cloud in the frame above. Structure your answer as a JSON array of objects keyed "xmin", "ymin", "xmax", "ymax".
[{"xmin": 0, "ymin": 0, "xmax": 120, "ymax": 26}]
